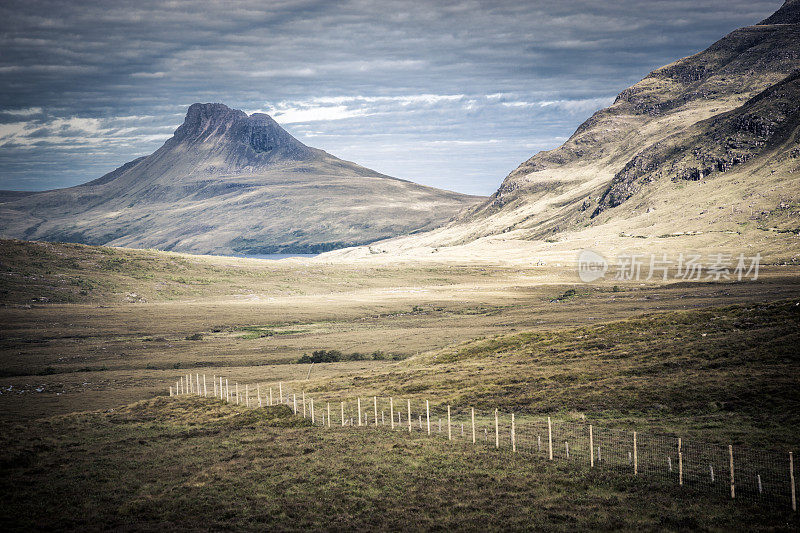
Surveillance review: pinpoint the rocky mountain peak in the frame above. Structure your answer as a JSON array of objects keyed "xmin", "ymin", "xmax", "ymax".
[
  {"xmin": 168, "ymin": 103, "xmax": 313, "ymax": 164},
  {"xmin": 174, "ymin": 103, "xmax": 246, "ymax": 141},
  {"xmin": 760, "ymin": 0, "xmax": 800, "ymax": 25}
]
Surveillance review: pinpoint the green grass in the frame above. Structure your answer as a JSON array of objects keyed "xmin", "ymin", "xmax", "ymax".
[
  {"xmin": 306, "ymin": 299, "xmax": 800, "ymax": 447},
  {"xmin": 1, "ymin": 396, "xmax": 797, "ymax": 531}
]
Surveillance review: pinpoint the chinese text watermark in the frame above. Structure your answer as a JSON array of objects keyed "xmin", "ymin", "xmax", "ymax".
[{"xmin": 577, "ymin": 250, "xmax": 761, "ymax": 283}]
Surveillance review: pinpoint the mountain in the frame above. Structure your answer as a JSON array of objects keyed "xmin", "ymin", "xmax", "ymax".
[
  {"xmin": 333, "ymin": 0, "xmax": 800, "ymax": 262},
  {"xmin": 0, "ymin": 103, "xmax": 483, "ymax": 254}
]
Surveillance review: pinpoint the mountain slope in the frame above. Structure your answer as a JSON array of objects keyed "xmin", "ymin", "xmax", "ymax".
[
  {"xmin": 333, "ymin": 0, "xmax": 800, "ymax": 262},
  {"xmin": 0, "ymin": 103, "xmax": 483, "ymax": 254}
]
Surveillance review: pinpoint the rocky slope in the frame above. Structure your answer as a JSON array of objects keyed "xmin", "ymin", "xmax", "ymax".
[
  {"xmin": 331, "ymin": 0, "xmax": 800, "ymax": 263},
  {"xmin": 0, "ymin": 104, "xmax": 482, "ymax": 255}
]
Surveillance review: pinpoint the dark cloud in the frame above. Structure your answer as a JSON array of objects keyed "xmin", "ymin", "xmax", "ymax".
[{"xmin": 0, "ymin": 0, "xmax": 783, "ymax": 194}]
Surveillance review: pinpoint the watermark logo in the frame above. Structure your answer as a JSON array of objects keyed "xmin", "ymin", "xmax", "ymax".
[
  {"xmin": 577, "ymin": 249, "xmax": 608, "ymax": 283},
  {"xmin": 577, "ymin": 251, "xmax": 761, "ymax": 282}
]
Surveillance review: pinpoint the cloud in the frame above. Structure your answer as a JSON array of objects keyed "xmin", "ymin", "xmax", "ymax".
[
  {"xmin": 501, "ymin": 97, "xmax": 615, "ymax": 114},
  {"xmin": 269, "ymin": 105, "xmax": 372, "ymax": 123},
  {"xmin": 0, "ymin": 0, "xmax": 784, "ymax": 193}
]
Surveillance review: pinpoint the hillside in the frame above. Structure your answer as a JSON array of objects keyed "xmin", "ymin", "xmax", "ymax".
[
  {"xmin": 328, "ymin": 0, "xmax": 800, "ymax": 263},
  {"xmin": 0, "ymin": 103, "xmax": 482, "ymax": 255}
]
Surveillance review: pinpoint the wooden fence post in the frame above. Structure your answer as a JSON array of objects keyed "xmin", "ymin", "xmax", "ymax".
[
  {"xmin": 729, "ymin": 445, "xmax": 735, "ymax": 499},
  {"xmin": 311, "ymin": 398, "xmax": 314, "ymax": 423},
  {"xmin": 447, "ymin": 405, "xmax": 452, "ymax": 441},
  {"xmin": 196, "ymin": 374, "xmax": 200, "ymax": 395},
  {"xmin": 589, "ymin": 425, "xmax": 594, "ymax": 467},
  {"xmin": 426, "ymin": 400, "xmax": 431, "ymax": 435},
  {"xmin": 547, "ymin": 417, "xmax": 553, "ymax": 460},
  {"xmin": 213, "ymin": 375, "xmax": 217, "ymax": 398},
  {"xmin": 302, "ymin": 391, "xmax": 306, "ymax": 418},
  {"xmin": 203, "ymin": 375, "xmax": 207, "ymax": 397},
  {"xmin": 293, "ymin": 394, "xmax": 297, "ymax": 414},
  {"xmin": 678, "ymin": 438, "xmax": 683, "ymax": 486},
  {"xmin": 341, "ymin": 402, "xmax": 345, "ymax": 427},
  {"xmin": 494, "ymin": 409, "xmax": 499, "ymax": 449},
  {"xmin": 471, "ymin": 408, "xmax": 476, "ymax": 444},
  {"xmin": 358, "ymin": 398, "xmax": 362, "ymax": 426},
  {"xmin": 371, "ymin": 396, "xmax": 376, "ymax": 426},
  {"xmin": 169, "ymin": 386, "xmax": 173, "ymax": 396},
  {"xmin": 790, "ymin": 451, "xmax": 796, "ymax": 512},
  {"xmin": 245, "ymin": 384, "xmax": 249, "ymax": 407},
  {"xmin": 390, "ymin": 398, "xmax": 395, "ymax": 429},
  {"xmin": 408, "ymin": 399, "xmax": 412, "ymax": 433},
  {"xmin": 511, "ymin": 413, "xmax": 516, "ymax": 452},
  {"xmin": 279, "ymin": 382, "xmax": 283, "ymax": 405},
  {"xmin": 225, "ymin": 379, "xmax": 229, "ymax": 402},
  {"xmin": 327, "ymin": 402, "xmax": 331, "ymax": 428},
  {"xmin": 633, "ymin": 431, "xmax": 638, "ymax": 475},
  {"xmin": 235, "ymin": 383, "xmax": 239, "ymax": 405},
  {"xmin": 269, "ymin": 387, "xmax": 273, "ymax": 406}
]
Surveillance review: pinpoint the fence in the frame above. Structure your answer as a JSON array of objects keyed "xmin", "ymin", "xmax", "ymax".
[{"xmin": 169, "ymin": 374, "xmax": 797, "ymax": 512}]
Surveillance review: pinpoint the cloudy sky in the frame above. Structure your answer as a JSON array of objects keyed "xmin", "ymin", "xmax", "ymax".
[{"xmin": 0, "ymin": 0, "xmax": 783, "ymax": 195}]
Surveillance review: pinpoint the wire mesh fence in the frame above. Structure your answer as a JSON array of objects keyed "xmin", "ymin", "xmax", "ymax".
[{"xmin": 169, "ymin": 374, "xmax": 798, "ymax": 512}]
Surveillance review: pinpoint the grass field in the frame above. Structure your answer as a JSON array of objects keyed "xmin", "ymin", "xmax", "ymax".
[
  {"xmin": 1, "ymin": 397, "xmax": 797, "ymax": 531},
  {"xmin": 1, "ymin": 239, "xmax": 799, "ymax": 530}
]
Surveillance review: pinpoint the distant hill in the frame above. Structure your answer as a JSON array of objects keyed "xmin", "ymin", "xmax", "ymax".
[
  {"xmin": 337, "ymin": 0, "xmax": 800, "ymax": 262},
  {"xmin": 0, "ymin": 103, "xmax": 483, "ymax": 254}
]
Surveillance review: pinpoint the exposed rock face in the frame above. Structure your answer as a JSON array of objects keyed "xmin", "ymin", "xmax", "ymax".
[
  {"xmin": 0, "ymin": 104, "xmax": 483, "ymax": 255},
  {"xmin": 593, "ymin": 71, "xmax": 800, "ymax": 215},
  {"xmin": 760, "ymin": 0, "xmax": 800, "ymax": 24}
]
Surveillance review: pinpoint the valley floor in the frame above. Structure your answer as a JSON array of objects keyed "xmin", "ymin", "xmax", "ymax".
[{"xmin": 1, "ymin": 240, "xmax": 799, "ymax": 530}]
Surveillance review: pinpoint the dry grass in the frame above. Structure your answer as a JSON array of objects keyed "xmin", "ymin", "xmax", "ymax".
[
  {"xmin": 1, "ymin": 239, "xmax": 799, "ymax": 530},
  {"xmin": 1, "ymin": 396, "xmax": 797, "ymax": 532}
]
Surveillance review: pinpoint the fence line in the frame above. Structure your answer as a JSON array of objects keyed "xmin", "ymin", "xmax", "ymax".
[{"xmin": 168, "ymin": 374, "xmax": 797, "ymax": 511}]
